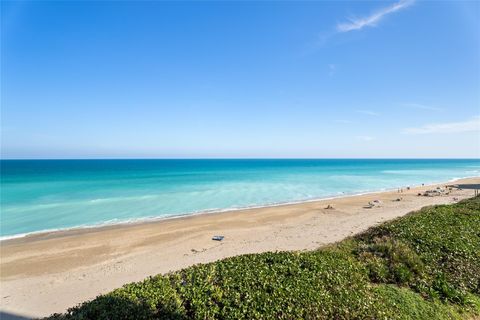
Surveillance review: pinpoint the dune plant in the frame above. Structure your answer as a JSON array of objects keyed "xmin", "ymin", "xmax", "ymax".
[{"xmin": 45, "ymin": 196, "xmax": 480, "ymax": 320}]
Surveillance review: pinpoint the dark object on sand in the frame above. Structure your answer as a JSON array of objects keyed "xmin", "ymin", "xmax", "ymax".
[
  {"xmin": 448, "ymin": 184, "xmax": 480, "ymax": 196},
  {"xmin": 325, "ymin": 205, "xmax": 334, "ymax": 209},
  {"xmin": 212, "ymin": 235, "xmax": 224, "ymax": 241},
  {"xmin": 423, "ymin": 190, "xmax": 443, "ymax": 197}
]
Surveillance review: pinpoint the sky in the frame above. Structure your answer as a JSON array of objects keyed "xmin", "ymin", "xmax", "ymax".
[{"xmin": 1, "ymin": 0, "xmax": 479, "ymax": 159}]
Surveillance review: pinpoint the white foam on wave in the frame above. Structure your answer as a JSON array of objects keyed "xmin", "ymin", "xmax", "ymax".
[
  {"xmin": 3, "ymin": 194, "xmax": 162, "ymax": 213},
  {"xmin": 2, "ymin": 174, "xmax": 478, "ymax": 242}
]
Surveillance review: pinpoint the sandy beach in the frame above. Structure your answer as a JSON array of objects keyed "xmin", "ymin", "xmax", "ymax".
[{"xmin": 1, "ymin": 177, "xmax": 479, "ymax": 318}]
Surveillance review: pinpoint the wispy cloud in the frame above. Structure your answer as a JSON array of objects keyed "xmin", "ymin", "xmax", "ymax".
[
  {"xmin": 335, "ymin": 119, "xmax": 353, "ymax": 124},
  {"xmin": 356, "ymin": 135, "xmax": 375, "ymax": 141},
  {"xmin": 403, "ymin": 116, "xmax": 480, "ymax": 134},
  {"xmin": 328, "ymin": 64, "xmax": 336, "ymax": 76},
  {"xmin": 337, "ymin": 0, "xmax": 414, "ymax": 33},
  {"xmin": 356, "ymin": 110, "xmax": 379, "ymax": 116},
  {"xmin": 402, "ymin": 103, "xmax": 443, "ymax": 112}
]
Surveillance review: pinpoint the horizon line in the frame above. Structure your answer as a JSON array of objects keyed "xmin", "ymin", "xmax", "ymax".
[{"xmin": 1, "ymin": 157, "xmax": 479, "ymax": 161}]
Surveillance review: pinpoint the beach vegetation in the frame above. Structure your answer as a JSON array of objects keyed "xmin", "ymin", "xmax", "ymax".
[{"xmin": 45, "ymin": 196, "xmax": 480, "ymax": 320}]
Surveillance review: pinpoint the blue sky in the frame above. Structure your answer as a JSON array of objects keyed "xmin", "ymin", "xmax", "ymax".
[{"xmin": 2, "ymin": 0, "xmax": 479, "ymax": 158}]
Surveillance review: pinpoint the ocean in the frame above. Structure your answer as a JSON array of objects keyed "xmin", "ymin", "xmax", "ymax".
[{"xmin": 1, "ymin": 159, "xmax": 479, "ymax": 239}]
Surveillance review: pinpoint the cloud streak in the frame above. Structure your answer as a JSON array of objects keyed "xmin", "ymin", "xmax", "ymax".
[
  {"xmin": 335, "ymin": 119, "xmax": 353, "ymax": 124},
  {"xmin": 356, "ymin": 110, "xmax": 379, "ymax": 116},
  {"xmin": 403, "ymin": 117, "xmax": 480, "ymax": 134},
  {"xmin": 328, "ymin": 64, "xmax": 336, "ymax": 76},
  {"xmin": 337, "ymin": 0, "xmax": 414, "ymax": 33},
  {"xmin": 402, "ymin": 103, "xmax": 443, "ymax": 112},
  {"xmin": 356, "ymin": 135, "xmax": 375, "ymax": 141}
]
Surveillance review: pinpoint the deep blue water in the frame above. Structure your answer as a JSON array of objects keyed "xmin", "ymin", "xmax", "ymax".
[{"xmin": 1, "ymin": 159, "xmax": 479, "ymax": 239}]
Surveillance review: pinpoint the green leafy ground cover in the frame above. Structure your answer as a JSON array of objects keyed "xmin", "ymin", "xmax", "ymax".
[{"xmin": 46, "ymin": 196, "xmax": 480, "ymax": 319}]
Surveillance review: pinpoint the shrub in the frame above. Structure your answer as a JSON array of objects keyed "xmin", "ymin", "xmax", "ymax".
[
  {"xmin": 44, "ymin": 196, "xmax": 480, "ymax": 320},
  {"xmin": 352, "ymin": 196, "xmax": 480, "ymax": 304}
]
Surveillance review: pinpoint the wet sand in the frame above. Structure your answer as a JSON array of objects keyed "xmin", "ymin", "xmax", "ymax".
[{"xmin": 1, "ymin": 177, "xmax": 478, "ymax": 318}]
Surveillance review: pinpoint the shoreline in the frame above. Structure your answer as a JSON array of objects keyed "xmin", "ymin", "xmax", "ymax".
[
  {"xmin": 1, "ymin": 177, "xmax": 479, "ymax": 318},
  {"xmin": 1, "ymin": 175, "xmax": 476, "ymax": 243}
]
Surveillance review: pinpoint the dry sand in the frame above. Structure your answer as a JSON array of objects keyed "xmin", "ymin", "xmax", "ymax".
[{"xmin": 1, "ymin": 177, "xmax": 479, "ymax": 318}]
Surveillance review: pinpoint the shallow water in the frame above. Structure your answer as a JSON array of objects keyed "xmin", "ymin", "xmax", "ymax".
[{"xmin": 1, "ymin": 159, "xmax": 479, "ymax": 238}]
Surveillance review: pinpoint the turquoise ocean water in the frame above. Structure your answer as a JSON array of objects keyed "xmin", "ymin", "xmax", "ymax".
[{"xmin": 1, "ymin": 159, "xmax": 479, "ymax": 239}]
